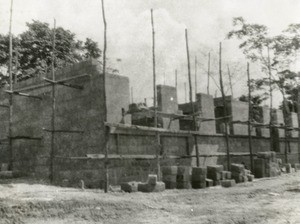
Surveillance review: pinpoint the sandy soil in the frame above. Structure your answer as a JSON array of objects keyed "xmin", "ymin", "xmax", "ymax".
[{"xmin": 0, "ymin": 172, "xmax": 300, "ymax": 224}]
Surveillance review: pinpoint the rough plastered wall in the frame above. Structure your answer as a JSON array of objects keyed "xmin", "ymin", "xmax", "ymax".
[
  {"xmin": 0, "ymin": 59, "xmax": 130, "ymax": 186},
  {"xmin": 157, "ymin": 85, "xmax": 179, "ymax": 130}
]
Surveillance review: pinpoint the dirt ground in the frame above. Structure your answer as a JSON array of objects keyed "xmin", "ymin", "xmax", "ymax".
[{"xmin": 0, "ymin": 172, "xmax": 300, "ymax": 224}]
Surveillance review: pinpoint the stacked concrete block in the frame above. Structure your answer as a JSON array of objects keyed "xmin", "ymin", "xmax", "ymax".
[
  {"xmin": 231, "ymin": 164, "xmax": 248, "ymax": 183},
  {"xmin": 157, "ymin": 85, "xmax": 180, "ymax": 130},
  {"xmin": 285, "ymin": 163, "xmax": 292, "ymax": 173},
  {"xmin": 137, "ymin": 174, "xmax": 165, "ymax": 193},
  {"xmin": 207, "ymin": 165, "xmax": 223, "ymax": 186},
  {"xmin": 287, "ymin": 112, "xmax": 298, "ymax": 138},
  {"xmin": 254, "ymin": 151, "xmax": 281, "ymax": 178},
  {"xmin": 255, "ymin": 106, "xmax": 270, "ymax": 138},
  {"xmin": 272, "ymin": 109, "xmax": 285, "ymax": 138},
  {"xmin": 176, "ymin": 166, "xmax": 191, "ymax": 189},
  {"xmin": 121, "ymin": 181, "xmax": 139, "ymax": 193},
  {"xmin": 1, "ymin": 163, "xmax": 8, "ymax": 171},
  {"xmin": 206, "ymin": 179, "xmax": 213, "ymax": 187},
  {"xmin": 214, "ymin": 96, "xmax": 253, "ymax": 136},
  {"xmin": 191, "ymin": 167, "xmax": 207, "ymax": 189},
  {"xmin": 221, "ymin": 179, "xmax": 236, "ymax": 188},
  {"xmin": 161, "ymin": 166, "xmax": 177, "ymax": 189},
  {"xmin": 292, "ymin": 163, "xmax": 300, "ymax": 172},
  {"xmin": 196, "ymin": 93, "xmax": 216, "ymax": 134}
]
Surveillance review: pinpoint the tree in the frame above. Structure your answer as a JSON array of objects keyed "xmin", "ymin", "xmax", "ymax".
[
  {"xmin": 228, "ymin": 17, "xmax": 300, "ymax": 126},
  {"xmin": 0, "ymin": 20, "xmax": 101, "ymax": 85}
]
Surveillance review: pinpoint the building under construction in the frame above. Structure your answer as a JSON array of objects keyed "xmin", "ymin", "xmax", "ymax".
[{"xmin": 0, "ymin": 59, "xmax": 299, "ymax": 188}]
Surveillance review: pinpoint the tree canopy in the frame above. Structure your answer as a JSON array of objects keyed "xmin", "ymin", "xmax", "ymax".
[
  {"xmin": 0, "ymin": 20, "xmax": 101, "ymax": 85},
  {"xmin": 228, "ymin": 17, "xmax": 300, "ymax": 113}
]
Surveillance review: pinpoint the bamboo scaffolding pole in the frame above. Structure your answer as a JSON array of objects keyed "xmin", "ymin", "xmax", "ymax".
[
  {"xmin": 185, "ymin": 29, "xmax": 200, "ymax": 167},
  {"xmin": 175, "ymin": 69, "xmax": 178, "ymax": 91},
  {"xmin": 247, "ymin": 62, "xmax": 254, "ymax": 172},
  {"xmin": 49, "ymin": 19, "xmax": 56, "ymax": 183},
  {"xmin": 227, "ymin": 64, "xmax": 233, "ymax": 97},
  {"xmin": 101, "ymin": 0, "xmax": 109, "ymax": 193},
  {"xmin": 207, "ymin": 52, "xmax": 210, "ymax": 95},
  {"xmin": 195, "ymin": 56, "xmax": 197, "ymax": 98},
  {"xmin": 219, "ymin": 42, "xmax": 231, "ymax": 170},
  {"xmin": 298, "ymin": 88, "xmax": 300, "ymax": 163},
  {"xmin": 151, "ymin": 9, "xmax": 161, "ymax": 181},
  {"xmin": 8, "ymin": 0, "xmax": 14, "ymax": 170},
  {"xmin": 267, "ymin": 46, "xmax": 273, "ymax": 151}
]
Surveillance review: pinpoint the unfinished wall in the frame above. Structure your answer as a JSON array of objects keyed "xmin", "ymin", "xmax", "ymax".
[
  {"xmin": 0, "ymin": 60, "xmax": 130, "ymax": 185},
  {"xmin": 157, "ymin": 85, "xmax": 179, "ymax": 130}
]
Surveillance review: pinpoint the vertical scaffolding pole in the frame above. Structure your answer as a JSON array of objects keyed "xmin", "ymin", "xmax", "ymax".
[
  {"xmin": 297, "ymin": 88, "xmax": 300, "ymax": 163},
  {"xmin": 101, "ymin": 0, "xmax": 109, "ymax": 193},
  {"xmin": 175, "ymin": 69, "xmax": 178, "ymax": 91},
  {"xmin": 50, "ymin": 19, "xmax": 56, "ymax": 183},
  {"xmin": 219, "ymin": 42, "xmax": 231, "ymax": 170},
  {"xmin": 247, "ymin": 62, "xmax": 254, "ymax": 172},
  {"xmin": 195, "ymin": 56, "xmax": 197, "ymax": 98},
  {"xmin": 207, "ymin": 52, "xmax": 210, "ymax": 95},
  {"xmin": 185, "ymin": 29, "xmax": 200, "ymax": 167},
  {"xmin": 227, "ymin": 64, "xmax": 233, "ymax": 97},
  {"xmin": 267, "ymin": 46, "xmax": 273, "ymax": 151},
  {"xmin": 151, "ymin": 9, "xmax": 160, "ymax": 180},
  {"xmin": 8, "ymin": 0, "xmax": 14, "ymax": 170}
]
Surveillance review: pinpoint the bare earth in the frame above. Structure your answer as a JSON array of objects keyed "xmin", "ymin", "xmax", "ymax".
[{"xmin": 1, "ymin": 173, "xmax": 300, "ymax": 224}]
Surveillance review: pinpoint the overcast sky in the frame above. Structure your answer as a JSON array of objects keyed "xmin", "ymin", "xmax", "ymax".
[{"xmin": 1, "ymin": 0, "xmax": 300, "ymax": 107}]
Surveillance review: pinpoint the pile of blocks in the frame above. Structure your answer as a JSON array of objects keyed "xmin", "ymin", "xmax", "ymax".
[
  {"xmin": 176, "ymin": 166, "xmax": 191, "ymax": 189},
  {"xmin": 292, "ymin": 163, "xmax": 300, "ymax": 172},
  {"xmin": 161, "ymin": 166, "xmax": 177, "ymax": 189},
  {"xmin": 231, "ymin": 163, "xmax": 254, "ymax": 183},
  {"xmin": 121, "ymin": 174, "xmax": 165, "ymax": 193},
  {"xmin": 207, "ymin": 165, "xmax": 224, "ymax": 186},
  {"xmin": 191, "ymin": 167, "xmax": 207, "ymax": 189},
  {"xmin": 0, "ymin": 163, "xmax": 12, "ymax": 179},
  {"xmin": 254, "ymin": 151, "xmax": 281, "ymax": 178}
]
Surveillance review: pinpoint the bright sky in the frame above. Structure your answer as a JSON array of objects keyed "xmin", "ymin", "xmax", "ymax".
[{"xmin": 1, "ymin": 0, "xmax": 300, "ymax": 107}]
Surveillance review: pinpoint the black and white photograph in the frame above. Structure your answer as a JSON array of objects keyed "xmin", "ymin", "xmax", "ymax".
[{"xmin": 0, "ymin": 0, "xmax": 300, "ymax": 223}]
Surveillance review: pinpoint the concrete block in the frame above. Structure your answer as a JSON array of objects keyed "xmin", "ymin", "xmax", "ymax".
[
  {"xmin": 177, "ymin": 166, "xmax": 191, "ymax": 175},
  {"xmin": 207, "ymin": 165, "xmax": 224, "ymax": 173},
  {"xmin": 176, "ymin": 181, "xmax": 191, "ymax": 189},
  {"xmin": 206, "ymin": 178, "xmax": 213, "ymax": 187},
  {"xmin": 221, "ymin": 171, "xmax": 227, "ymax": 180},
  {"xmin": 254, "ymin": 158, "xmax": 266, "ymax": 178},
  {"xmin": 121, "ymin": 181, "xmax": 139, "ymax": 193},
  {"xmin": 0, "ymin": 171, "xmax": 13, "ymax": 179},
  {"xmin": 207, "ymin": 165, "xmax": 223, "ymax": 181},
  {"xmin": 221, "ymin": 179, "xmax": 236, "ymax": 188},
  {"xmin": 162, "ymin": 174, "xmax": 176, "ymax": 182},
  {"xmin": 164, "ymin": 181, "xmax": 177, "ymax": 189},
  {"xmin": 147, "ymin": 174, "xmax": 157, "ymax": 185},
  {"xmin": 191, "ymin": 174, "xmax": 206, "ymax": 182},
  {"xmin": 161, "ymin": 166, "xmax": 177, "ymax": 175},
  {"xmin": 226, "ymin": 171, "xmax": 232, "ymax": 179},
  {"xmin": 192, "ymin": 167, "xmax": 207, "ymax": 175},
  {"xmin": 213, "ymin": 180, "xmax": 221, "ymax": 186},
  {"xmin": 1, "ymin": 163, "xmax": 8, "ymax": 171},
  {"xmin": 247, "ymin": 174, "xmax": 254, "ymax": 182},
  {"xmin": 138, "ymin": 182, "xmax": 165, "ymax": 193},
  {"xmin": 176, "ymin": 174, "xmax": 190, "ymax": 182},
  {"xmin": 285, "ymin": 163, "xmax": 292, "ymax": 173},
  {"xmin": 231, "ymin": 163, "xmax": 245, "ymax": 173},
  {"xmin": 192, "ymin": 181, "xmax": 206, "ymax": 189},
  {"xmin": 292, "ymin": 163, "xmax": 300, "ymax": 171}
]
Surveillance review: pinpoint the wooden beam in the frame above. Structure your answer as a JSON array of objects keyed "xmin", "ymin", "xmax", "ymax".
[
  {"xmin": 5, "ymin": 90, "xmax": 42, "ymax": 100},
  {"xmin": 0, "ymin": 104, "xmax": 9, "ymax": 108},
  {"xmin": 43, "ymin": 128, "xmax": 84, "ymax": 133},
  {"xmin": 43, "ymin": 78, "xmax": 83, "ymax": 90}
]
